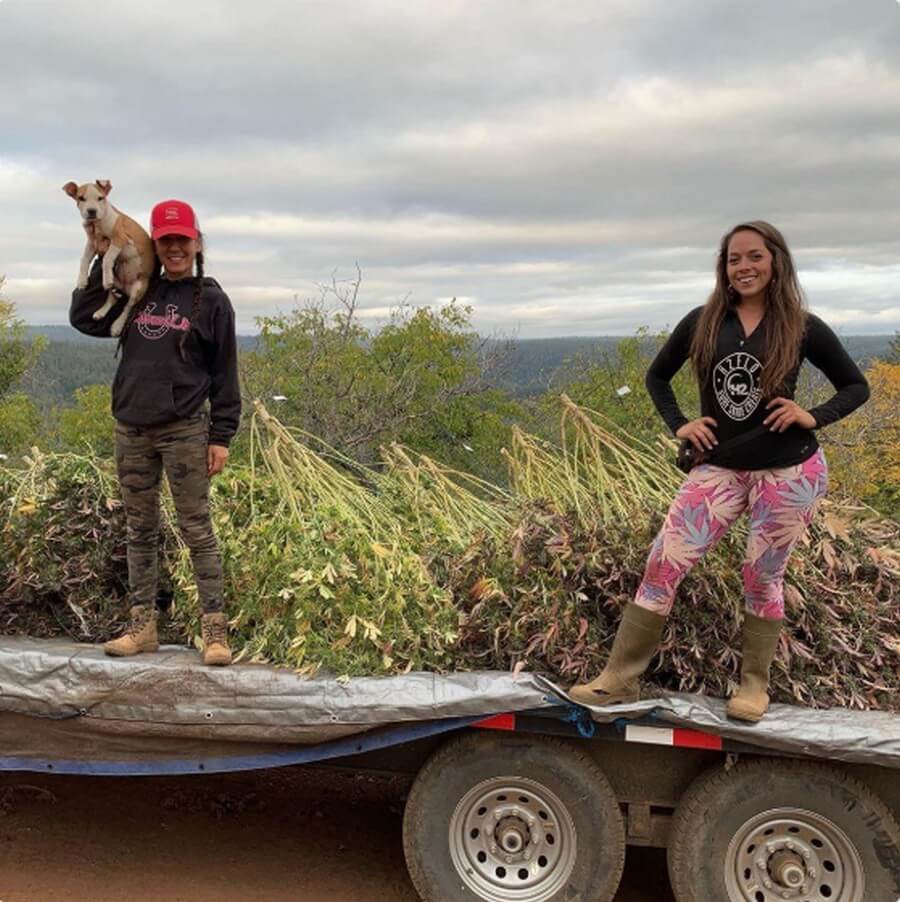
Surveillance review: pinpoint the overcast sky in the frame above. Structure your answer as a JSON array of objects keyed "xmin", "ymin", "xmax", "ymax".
[{"xmin": 2, "ymin": 0, "xmax": 899, "ymax": 336}]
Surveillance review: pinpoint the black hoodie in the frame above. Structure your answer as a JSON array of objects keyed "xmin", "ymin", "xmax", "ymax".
[
  {"xmin": 69, "ymin": 260, "xmax": 241, "ymax": 447},
  {"xmin": 646, "ymin": 306, "xmax": 870, "ymax": 470}
]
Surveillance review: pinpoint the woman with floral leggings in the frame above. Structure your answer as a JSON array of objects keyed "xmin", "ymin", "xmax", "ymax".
[{"xmin": 570, "ymin": 221, "xmax": 869, "ymax": 722}]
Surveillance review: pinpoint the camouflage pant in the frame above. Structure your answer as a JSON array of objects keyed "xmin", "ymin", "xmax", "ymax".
[{"xmin": 115, "ymin": 413, "xmax": 224, "ymax": 614}]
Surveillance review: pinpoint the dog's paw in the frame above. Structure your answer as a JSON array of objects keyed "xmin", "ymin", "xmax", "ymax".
[
  {"xmin": 76, "ymin": 276, "xmax": 89, "ymax": 290},
  {"xmin": 109, "ymin": 317, "xmax": 126, "ymax": 337},
  {"xmin": 102, "ymin": 277, "xmax": 115, "ymax": 290}
]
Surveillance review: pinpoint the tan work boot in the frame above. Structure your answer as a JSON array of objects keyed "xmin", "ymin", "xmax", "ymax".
[
  {"xmin": 201, "ymin": 612, "xmax": 232, "ymax": 666},
  {"xmin": 726, "ymin": 612, "xmax": 782, "ymax": 723},
  {"xmin": 104, "ymin": 604, "xmax": 159, "ymax": 657},
  {"xmin": 568, "ymin": 603, "xmax": 667, "ymax": 706}
]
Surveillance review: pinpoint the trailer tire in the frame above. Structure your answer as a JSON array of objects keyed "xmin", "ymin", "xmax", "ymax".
[
  {"xmin": 402, "ymin": 731, "xmax": 625, "ymax": 902},
  {"xmin": 667, "ymin": 758, "xmax": 900, "ymax": 902}
]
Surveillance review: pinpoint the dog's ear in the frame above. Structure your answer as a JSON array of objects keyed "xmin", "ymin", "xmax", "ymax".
[
  {"xmin": 96, "ymin": 180, "xmax": 112, "ymax": 195},
  {"xmin": 63, "ymin": 182, "xmax": 79, "ymax": 198}
]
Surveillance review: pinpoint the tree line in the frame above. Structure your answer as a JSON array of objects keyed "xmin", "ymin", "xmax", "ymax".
[{"xmin": 2, "ymin": 274, "xmax": 898, "ymax": 516}]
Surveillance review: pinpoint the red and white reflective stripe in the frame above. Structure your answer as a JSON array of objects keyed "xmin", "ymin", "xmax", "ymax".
[
  {"xmin": 472, "ymin": 713, "xmax": 517, "ymax": 731},
  {"xmin": 624, "ymin": 725, "xmax": 723, "ymax": 750}
]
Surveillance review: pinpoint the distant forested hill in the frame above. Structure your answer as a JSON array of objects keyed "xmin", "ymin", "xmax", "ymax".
[
  {"xmin": 19, "ymin": 339, "xmax": 119, "ymax": 407},
  {"xmin": 20, "ymin": 328, "xmax": 257, "ymax": 407},
  {"xmin": 485, "ymin": 334, "xmax": 894, "ymax": 397},
  {"xmin": 20, "ymin": 326, "xmax": 895, "ymax": 405}
]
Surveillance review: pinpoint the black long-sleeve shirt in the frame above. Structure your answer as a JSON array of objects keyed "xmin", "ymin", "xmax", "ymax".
[
  {"xmin": 69, "ymin": 260, "xmax": 241, "ymax": 447},
  {"xmin": 646, "ymin": 306, "xmax": 870, "ymax": 470}
]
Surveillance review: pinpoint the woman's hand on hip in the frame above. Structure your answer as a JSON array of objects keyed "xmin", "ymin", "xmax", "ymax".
[
  {"xmin": 207, "ymin": 444, "xmax": 229, "ymax": 476},
  {"xmin": 764, "ymin": 398, "xmax": 817, "ymax": 432},
  {"xmin": 675, "ymin": 417, "xmax": 719, "ymax": 451}
]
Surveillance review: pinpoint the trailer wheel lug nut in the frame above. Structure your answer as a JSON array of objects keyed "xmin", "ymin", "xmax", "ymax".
[{"xmin": 756, "ymin": 857, "xmax": 766, "ymax": 869}]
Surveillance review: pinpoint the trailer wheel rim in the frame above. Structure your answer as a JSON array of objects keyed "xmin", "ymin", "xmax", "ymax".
[
  {"xmin": 448, "ymin": 776, "xmax": 577, "ymax": 902},
  {"xmin": 724, "ymin": 807, "xmax": 865, "ymax": 902}
]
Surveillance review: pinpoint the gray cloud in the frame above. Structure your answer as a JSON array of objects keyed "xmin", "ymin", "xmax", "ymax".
[{"xmin": 1, "ymin": 0, "xmax": 898, "ymax": 336}]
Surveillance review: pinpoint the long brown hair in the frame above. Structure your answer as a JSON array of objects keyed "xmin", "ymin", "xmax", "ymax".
[{"xmin": 690, "ymin": 221, "xmax": 807, "ymax": 397}]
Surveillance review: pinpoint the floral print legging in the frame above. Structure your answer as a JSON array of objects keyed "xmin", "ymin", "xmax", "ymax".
[{"xmin": 635, "ymin": 449, "xmax": 827, "ymax": 621}]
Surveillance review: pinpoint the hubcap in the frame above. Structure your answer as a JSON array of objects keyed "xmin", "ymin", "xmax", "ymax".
[
  {"xmin": 725, "ymin": 808, "xmax": 865, "ymax": 901},
  {"xmin": 448, "ymin": 776, "xmax": 577, "ymax": 901}
]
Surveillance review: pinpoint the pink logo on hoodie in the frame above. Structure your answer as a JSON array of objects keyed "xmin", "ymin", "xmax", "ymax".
[{"xmin": 136, "ymin": 304, "xmax": 191, "ymax": 341}]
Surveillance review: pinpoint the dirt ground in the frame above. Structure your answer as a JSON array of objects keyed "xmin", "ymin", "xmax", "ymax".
[{"xmin": 0, "ymin": 767, "xmax": 675, "ymax": 901}]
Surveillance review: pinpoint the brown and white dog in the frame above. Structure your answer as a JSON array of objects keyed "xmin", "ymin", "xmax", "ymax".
[{"xmin": 63, "ymin": 180, "xmax": 156, "ymax": 337}]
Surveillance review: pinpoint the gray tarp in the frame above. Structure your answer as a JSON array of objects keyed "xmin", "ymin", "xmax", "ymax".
[
  {"xmin": 0, "ymin": 638, "xmax": 551, "ymax": 744},
  {"xmin": 542, "ymin": 679, "xmax": 900, "ymax": 770},
  {"xmin": 0, "ymin": 638, "xmax": 898, "ymax": 769}
]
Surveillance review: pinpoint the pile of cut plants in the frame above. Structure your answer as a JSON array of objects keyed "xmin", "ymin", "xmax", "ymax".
[{"xmin": 0, "ymin": 398, "xmax": 897, "ymax": 711}]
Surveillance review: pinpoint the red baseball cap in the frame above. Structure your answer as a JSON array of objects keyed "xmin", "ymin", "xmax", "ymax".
[{"xmin": 150, "ymin": 199, "xmax": 199, "ymax": 240}]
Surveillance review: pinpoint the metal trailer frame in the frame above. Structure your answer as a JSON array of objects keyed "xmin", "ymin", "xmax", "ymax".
[
  {"xmin": 2, "ymin": 639, "xmax": 898, "ymax": 899},
  {"xmin": 2, "ymin": 700, "xmax": 895, "ymax": 829}
]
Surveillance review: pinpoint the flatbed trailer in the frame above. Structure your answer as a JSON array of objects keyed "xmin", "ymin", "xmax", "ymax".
[{"xmin": 1, "ymin": 637, "xmax": 898, "ymax": 902}]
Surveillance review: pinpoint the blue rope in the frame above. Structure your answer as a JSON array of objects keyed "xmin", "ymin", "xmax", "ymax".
[{"xmin": 560, "ymin": 703, "xmax": 596, "ymax": 739}]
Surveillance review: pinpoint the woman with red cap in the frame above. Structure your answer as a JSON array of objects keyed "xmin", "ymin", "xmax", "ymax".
[{"xmin": 70, "ymin": 199, "xmax": 241, "ymax": 666}]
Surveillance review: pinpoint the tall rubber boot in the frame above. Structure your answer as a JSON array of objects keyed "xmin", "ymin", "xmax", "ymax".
[
  {"xmin": 201, "ymin": 612, "xmax": 232, "ymax": 667},
  {"xmin": 726, "ymin": 612, "xmax": 782, "ymax": 723},
  {"xmin": 568, "ymin": 603, "xmax": 667, "ymax": 706},
  {"xmin": 104, "ymin": 604, "xmax": 159, "ymax": 657}
]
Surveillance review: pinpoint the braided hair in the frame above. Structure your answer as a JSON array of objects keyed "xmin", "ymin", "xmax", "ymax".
[{"xmin": 179, "ymin": 244, "xmax": 205, "ymax": 361}]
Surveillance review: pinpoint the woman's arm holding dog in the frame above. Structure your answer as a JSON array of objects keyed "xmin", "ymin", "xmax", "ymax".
[{"xmin": 69, "ymin": 255, "xmax": 129, "ymax": 338}]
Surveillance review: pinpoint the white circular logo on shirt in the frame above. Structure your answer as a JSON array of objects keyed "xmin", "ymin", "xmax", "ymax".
[{"xmin": 713, "ymin": 351, "xmax": 763, "ymax": 421}]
